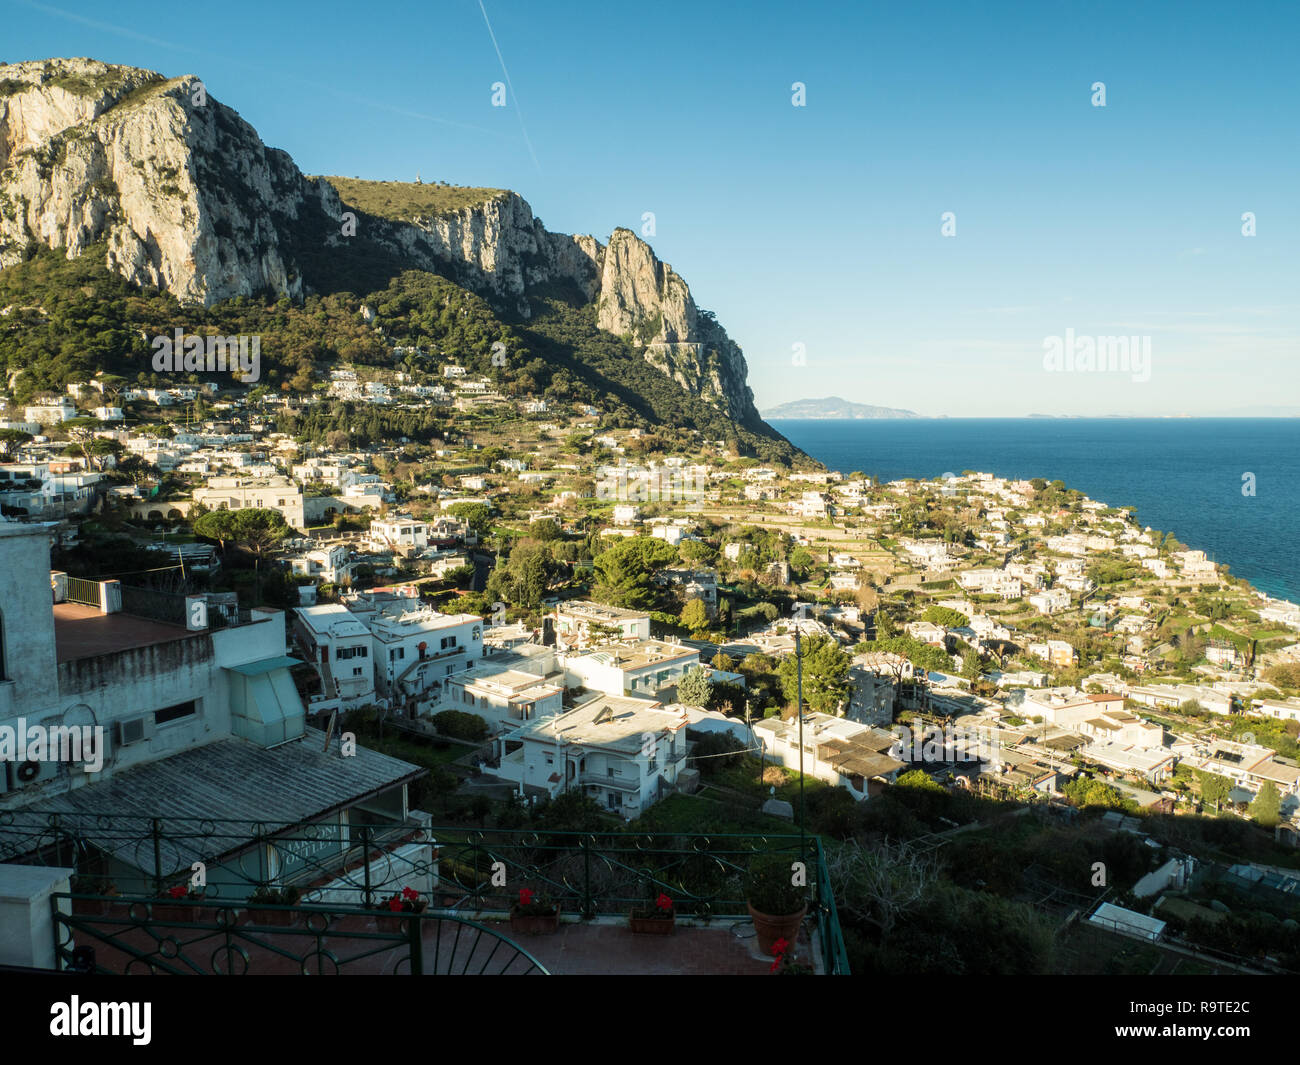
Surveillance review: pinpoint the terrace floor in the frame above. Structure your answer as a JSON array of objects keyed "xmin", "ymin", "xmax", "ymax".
[
  {"xmin": 52, "ymin": 602, "xmax": 194, "ymax": 663},
  {"xmin": 61, "ymin": 904, "xmax": 819, "ymax": 976},
  {"xmin": 480, "ymin": 916, "xmax": 816, "ymax": 975}
]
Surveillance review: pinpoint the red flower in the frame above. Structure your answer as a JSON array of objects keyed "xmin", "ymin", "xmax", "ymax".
[
  {"xmin": 387, "ymin": 897, "xmax": 404, "ymax": 912},
  {"xmin": 655, "ymin": 893, "xmax": 673, "ymax": 912},
  {"xmin": 771, "ymin": 937, "xmax": 789, "ymax": 956},
  {"xmin": 168, "ymin": 885, "xmax": 187, "ymax": 899},
  {"xmin": 519, "ymin": 888, "xmax": 534, "ymax": 907},
  {"xmin": 401, "ymin": 887, "xmax": 419, "ymax": 901},
  {"xmin": 770, "ymin": 956, "xmax": 782, "ymax": 973}
]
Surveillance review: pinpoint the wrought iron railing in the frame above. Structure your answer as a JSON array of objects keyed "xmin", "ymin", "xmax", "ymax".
[
  {"xmin": 0, "ymin": 813, "xmax": 850, "ymax": 974},
  {"xmin": 51, "ymin": 896, "xmax": 549, "ymax": 975}
]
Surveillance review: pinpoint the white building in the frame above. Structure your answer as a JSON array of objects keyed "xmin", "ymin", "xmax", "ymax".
[
  {"xmin": 552, "ymin": 601, "xmax": 651, "ymax": 647},
  {"xmin": 753, "ymin": 713, "xmax": 905, "ymax": 801},
  {"xmin": 293, "ymin": 604, "xmax": 376, "ymax": 709},
  {"xmin": 492, "ymin": 694, "xmax": 689, "ymax": 817},
  {"xmin": 289, "ymin": 544, "xmax": 353, "ymax": 585},
  {"xmin": 1028, "ymin": 589, "xmax": 1071, "ymax": 615},
  {"xmin": 193, "ymin": 476, "xmax": 306, "ymax": 530},
  {"xmin": 443, "ymin": 649, "xmax": 565, "ymax": 733},
  {"xmin": 368, "ymin": 516, "xmax": 429, "ymax": 554},
  {"xmin": 23, "ymin": 398, "xmax": 77, "ymax": 425},
  {"xmin": 563, "ymin": 639, "xmax": 700, "ymax": 701}
]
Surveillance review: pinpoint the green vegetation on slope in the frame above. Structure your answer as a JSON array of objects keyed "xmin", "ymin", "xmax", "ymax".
[
  {"xmin": 0, "ymin": 247, "xmax": 802, "ymax": 463},
  {"xmin": 322, "ymin": 177, "xmax": 507, "ymax": 221}
]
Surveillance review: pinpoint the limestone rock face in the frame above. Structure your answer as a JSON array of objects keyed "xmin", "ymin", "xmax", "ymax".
[
  {"xmin": 0, "ymin": 57, "xmax": 761, "ymax": 425},
  {"xmin": 0, "ymin": 58, "xmax": 307, "ymax": 305},
  {"xmin": 594, "ymin": 228, "xmax": 756, "ymax": 422},
  {"xmin": 366, "ymin": 191, "xmax": 603, "ymax": 317}
]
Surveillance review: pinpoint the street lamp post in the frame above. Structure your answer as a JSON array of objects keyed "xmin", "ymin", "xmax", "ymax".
[{"xmin": 794, "ymin": 618, "xmax": 806, "ymax": 862}]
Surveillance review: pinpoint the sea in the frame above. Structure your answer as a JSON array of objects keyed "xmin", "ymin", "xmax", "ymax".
[{"xmin": 770, "ymin": 418, "xmax": 1300, "ymax": 604}]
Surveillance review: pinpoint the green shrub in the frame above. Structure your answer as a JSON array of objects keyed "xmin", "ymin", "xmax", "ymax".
[
  {"xmin": 432, "ymin": 710, "xmax": 489, "ymax": 742},
  {"xmin": 744, "ymin": 855, "xmax": 806, "ymax": 915}
]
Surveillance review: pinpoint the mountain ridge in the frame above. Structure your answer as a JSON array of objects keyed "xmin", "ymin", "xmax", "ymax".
[{"xmin": 0, "ymin": 57, "xmax": 772, "ymax": 439}]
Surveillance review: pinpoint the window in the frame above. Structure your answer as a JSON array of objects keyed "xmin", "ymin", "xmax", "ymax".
[
  {"xmin": 440, "ymin": 635, "xmax": 457, "ymax": 650},
  {"xmin": 607, "ymin": 767, "xmax": 615, "ymax": 778},
  {"xmin": 353, "ymin": 667, "xmax": 363, "ymax": 676},
  {"xmin": 154, "ymin": 700, "xmax": 197, "ymax": 726}
]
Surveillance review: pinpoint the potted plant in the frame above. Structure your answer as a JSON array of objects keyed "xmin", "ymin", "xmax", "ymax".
[
  {"xmin": 152, "ymin": 882, "xmax": 206, "ymax": 922},
  {"xmin": 372, "ymin": 886, "xmax": 428, "ymax": 933},
  {"xmin": 744, "ymin": 856, "xmax": 807, "ymax": 956},
  {"xmin": 769, "ymin": 937, "xmax": 814, "ymax": 975},
  {"xmin": 247, "ymin": 885, "xmax": 302, "ymax": 927},
  {"xmin": 629, "ymin": 892, "xmax": 675, "ymax": 935},
  {"xmin": 509, "ymin": 888, "xmax": 559, "ymax": 935}
]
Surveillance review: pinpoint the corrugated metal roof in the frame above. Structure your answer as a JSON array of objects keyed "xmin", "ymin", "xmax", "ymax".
[{"xmin": 17, "ymin": 729, "xmax": 424, "ymax": 875}]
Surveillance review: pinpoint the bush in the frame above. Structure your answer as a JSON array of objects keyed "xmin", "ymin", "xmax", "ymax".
[
  {"xmin": 431, "ymin": 710, "xmax": 489, "ymax": 742},
  {"xmin": 690, "ymin": 732, "xmax": 747, "ymax": 775},
  {"xmin": 744, "ymin": 855, "xmax": 806, "ymax": 915},
  {"xmin": 708, "ymin": 681, "xmax": 747, "ymax": 714}
]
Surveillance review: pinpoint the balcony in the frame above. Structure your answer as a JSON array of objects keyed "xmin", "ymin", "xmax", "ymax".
[
  {"xmin": 3, "ymin": 816, "xmax": 849, "ymax": 975},
  {"xmin": 580, "ymin": 773, "xmax": 642, "ymax": 793}
]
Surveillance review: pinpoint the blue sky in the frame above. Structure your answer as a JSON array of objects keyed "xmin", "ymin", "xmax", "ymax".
[{"xmin": 5, "ymin": 0, "xmax": 1297, "ymax": 416}]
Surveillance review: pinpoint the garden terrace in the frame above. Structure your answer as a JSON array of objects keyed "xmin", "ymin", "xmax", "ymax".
[{"xmin": 0, "ymin": 814, "xmax": 849, "ymax": 975}]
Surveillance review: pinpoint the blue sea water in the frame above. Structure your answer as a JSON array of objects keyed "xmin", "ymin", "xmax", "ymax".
[{"xmin": 770, "ymin": 419, "xmax": 1300, "ymax": 604}]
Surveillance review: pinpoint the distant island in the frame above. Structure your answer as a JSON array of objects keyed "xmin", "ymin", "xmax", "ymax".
[{"xmin": 761, "ymin": 396, "xmax": 919, "ymax": 420}]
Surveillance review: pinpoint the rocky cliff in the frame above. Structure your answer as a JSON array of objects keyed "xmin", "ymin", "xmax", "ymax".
[{"xmin": 0, "ymin": 58, "xmax": 761, "ymax": 426}]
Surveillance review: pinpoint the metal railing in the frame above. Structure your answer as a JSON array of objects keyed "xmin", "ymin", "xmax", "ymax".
[
  {"xmin": 0, "ymin": 813, "xmax": 850, "ymax": 974},
  {"xmin": 120, "ymin": 584, "xmax": 189, "ymax": 628},
  {"xmin": 64, "ymin": 576, "xmax": 101, "ymax": 607},
  {"xmin": 51, "ymin": 896, "xmax": 549, "ymax": 975}
]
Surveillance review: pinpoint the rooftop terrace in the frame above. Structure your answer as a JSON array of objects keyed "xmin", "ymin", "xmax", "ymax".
[{"xmin": 53, "ymin": 601, "xmax": 197, "ymax": 663}]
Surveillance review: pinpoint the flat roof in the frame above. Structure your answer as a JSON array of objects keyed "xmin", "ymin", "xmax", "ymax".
[
  {"xmin": 515, "ymin": 695, "xmax": 686, "ymax": 752},
  {"xmin": 52, "ymin": 601, "xmax": 199, "ymax": 664},
  {"xmin": 554, "ymin": 600, "xmax": 649, "ymax": 621},
  {"xmin": 577, "ymin": 640, "xmax": 698, "ymax": 672}
]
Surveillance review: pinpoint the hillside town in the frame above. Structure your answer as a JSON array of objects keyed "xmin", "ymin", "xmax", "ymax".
[{"xmin": 3, "ymin": 358, "xmax": 1300, "ymax": 976}]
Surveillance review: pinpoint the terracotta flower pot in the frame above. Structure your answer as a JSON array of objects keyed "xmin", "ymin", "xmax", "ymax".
[
  {"xmin": 629, "ymin": 912, "xmax": 675, "ymax": 935},
  {"xmin": 747, "ymin": 902, "xmax": 807, "ymax": 956},
  {"xmin": 509, "ymin": 909, "xmax": 559, "ymax": 935}
]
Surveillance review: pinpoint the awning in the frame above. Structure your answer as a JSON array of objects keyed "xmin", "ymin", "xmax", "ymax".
[{"xmin": 225, "ymin": 655, "xmax": 305, "ymax": 676}]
